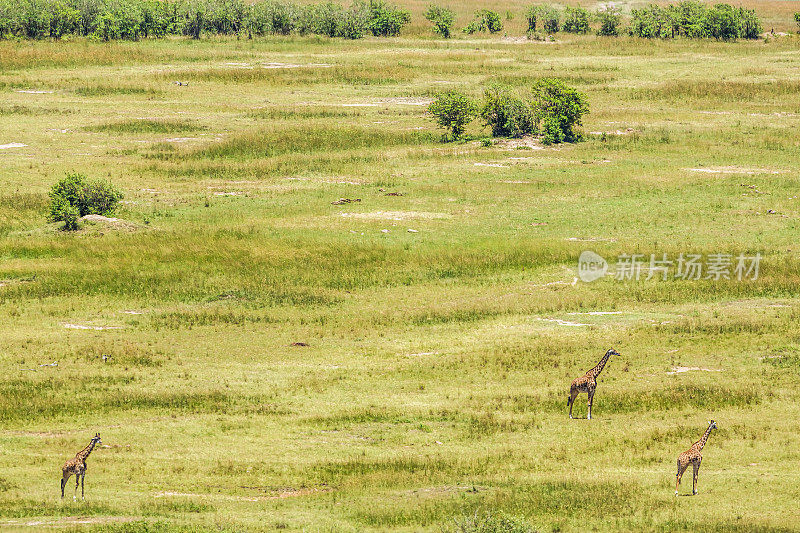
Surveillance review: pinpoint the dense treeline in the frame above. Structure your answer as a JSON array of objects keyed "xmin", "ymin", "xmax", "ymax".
[
  {"xmin": 0, "ymin": 0, "xmax": 769, "ymax": 41},
  {"xmin": 628, "ymin": 2, "xmax": 762, "ymax": 39},
  {"xmin": 0, "ymin": 0, "xmax": 410, "ymax": 40},
  {"xmin": 527, "ymin": 1, "xmax": 762, "ymax": 40}
]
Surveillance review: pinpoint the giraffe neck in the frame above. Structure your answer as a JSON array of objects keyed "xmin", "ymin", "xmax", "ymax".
[
  {"xmin": 697, "ymin": 424, "xmax": 714, "ymax": 450},
  {"xmin": 76, "ymin": 440, "xmax": 97, "ymax": 462},
  {"xmin": 589, "ymin": 351, "xmax": 612, "ymax": 377}
]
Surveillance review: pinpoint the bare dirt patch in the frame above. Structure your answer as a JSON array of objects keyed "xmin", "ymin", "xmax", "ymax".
[
  {"xmin": 342, "ymin": 97, "xmax": 433, "ymax": 107},
  {"xmin": 666, "ymin": 366, "xmax": 722, "ymax": 375},
  {"xmin": 536, "ymin": 317, "xmax": 589, "ymax": 327},
  {"xmin": 63, "ymin": 323, "xmax": 123, "ymax": 331},
  {"xmin": 493, "ymin": 136, "xmax": 545, "ymax": 151},
  {"xmin": 0, "ymin": 516, "xmax": 137, "ymax": 527},
  {"xmin": 474, "ymin": 162, "xmax": 509, "ymax": 168},
  {"xmin": 0, "ymin": 143, "xmax": 27, "ymax": 149},
  {"xmin": 339, "ymin": 211, "xmax": 451, "ymax": 221},
  {"xmin": 687, "ymin": 166, "xmax": 785, "ymax": 175},
  {"xmin": 81, "ymin": 214, "xmax": 138, "ymax": 231}
]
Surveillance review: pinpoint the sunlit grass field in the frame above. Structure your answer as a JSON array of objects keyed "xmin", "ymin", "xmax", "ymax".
[{"xmin": 1, "ymin": 12, "xmax": 800, "ymax": 532}]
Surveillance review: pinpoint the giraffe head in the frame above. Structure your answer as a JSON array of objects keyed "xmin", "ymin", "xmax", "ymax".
[
  {"xmin": 607, "ymin": 348, "xmax": 620, "ymax": 357},
  {"xmin": 708, "ymin": 420, "xmax": 717, "ymax": 430},
  {"xmin": 92, "ymin": 433, "xmax": 102, "ymax": 445}
]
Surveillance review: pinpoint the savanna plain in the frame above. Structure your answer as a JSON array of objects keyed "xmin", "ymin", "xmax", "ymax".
[{"xmin": 2, "ymin": 4, "xmax": 800, "ymax": 531}]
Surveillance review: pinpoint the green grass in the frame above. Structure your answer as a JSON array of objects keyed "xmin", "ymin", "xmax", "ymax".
[{"xmin": 1, "ymin": 21, "xmax": 800, "ymax": 533}]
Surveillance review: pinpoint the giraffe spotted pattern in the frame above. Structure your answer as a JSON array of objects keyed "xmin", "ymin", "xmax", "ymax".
[{"xmin": 567, "ymin": 348, "xmax": 620, "ymax": 420}]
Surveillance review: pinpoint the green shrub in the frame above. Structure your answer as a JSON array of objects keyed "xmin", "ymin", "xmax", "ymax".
[
  {"xmin": 531, "ymin": 78, "xmax": 588, "ymax": 144},
  {"xmin": 366, "ymin": 0, "xmax": 409, "ymax": 36},
  {"xmin": 428, "ymin": 91, "xmax": 478, "ymax": 140},
  {"xmin": 795, "ymin": 12, "xmax": 800, "ymax": 32},
  {"xmin": 48, "ymin": 0, "xmax": 80, "ymax": 37},
  {"xmin": 463, "ymin": 9, "xmax": 502, "ymax": 34},
  {"xmin": 705, "ymin": 3, "xmax": 740, "ymax": 40},
  {"xmin": 737, "ymin": 7, "xmax": 761, "ymax": 39},
  {"xmin": 48, "ymin": 194, "xmax": 80, "ymax": 231},
  {"xmin": 596, "ymin": 6, "xmax": 621, "ymax": 36},
  {"xmin": 536, "ymin": 4, "xmax": 560, "ymax": 33},
  {"xmin": 481, "ymin": 85, "xmax": 535, "ymax": 138},
  {"xmin": 336, "ymin": 0, "xmax": 368, "ymax": 38},
  {"xmin": 524, "ymin": 5, "xmax": 536, "ymax": 32},
  {"xmin": 629, "ymin": 4, "xmax": 670, "ymax": 38},
  {"xmin": 423, "ymin": 4, "xmax": 453, "ymax": 38},
  {"xmin": 48, "ymin": 172, "xmax": 123, "ymax": 230},
  {"xmin": 562, "ymin": 5, "xmax": 590, "ymax": 33}
]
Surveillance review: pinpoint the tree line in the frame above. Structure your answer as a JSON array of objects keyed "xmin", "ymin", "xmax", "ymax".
[{"xmin": 0, "ymin": 0, "xmax": 776, "ymax": 41}]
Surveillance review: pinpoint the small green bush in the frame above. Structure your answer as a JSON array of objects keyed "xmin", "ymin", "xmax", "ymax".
[
  {"xmin": 49, "ymin": 194, "xmax": 80, "ymax": 230},
  {"xmin": 48, "ymin": 172, "xmax": 123, "ymax": 230},
  {"xmin": 463, "ymin": 9, "xmax": 502, "ymax": 34},
  {"xmin": 524, "ymin": 5, "xmax": 536, "ymax": 32},
  {"xmin": 795, "ymin": 13, "xmax": 800, "ymax": 32},
  {"xmin": 428, "ymin": 91, "xmax": 478, "ymax": 140},
  {"xmin": 562, "ymin": 5, "xmax": 590, "ymax": 33},
  {"xmin": 536, "ymin": 4, "xmax": 560, "ymax": 33},
  {"xmin": 481, "ymin": 85, "xmax": 535, "ymax": 138},
  {"xmin": 423, "ymin": 4, "xmax": 453, "ymax": 38},
  {"xmin": 532, "ymin": 78, "xmax": 589, "ymax": 144},
  {"xmin": 367, "ymin": 0, "xmax": 409, "ymax": 36},
  {"xmin": 596, "ymin": 6, "xmax": 621, "ymax": 36}
]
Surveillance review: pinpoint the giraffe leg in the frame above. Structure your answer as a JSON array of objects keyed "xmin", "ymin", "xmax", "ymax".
[
  {"xmin": 568, "ymin": 389, "xmax": 578, "ymax": 419},
  {"xmin": 74, "ymin": 476, "xmax": 79, "ymax": 501},
  {"xmin": 81, "ymin": 473, "xmax": 85, "ymax": 499},
  {"xmin": 676, "ymin": 460, "xmax": 689, "ymax": 495},
  {"xmin": 61, "ymin": 476, "xmax": 67, "ymax": 499},
  {"xmin": 587, "ymin": 389, "xmax": 595, "ymax": 420},
  {"xmin": 692, "ymin": 458, "xmax": 702, "ymax": 495}
]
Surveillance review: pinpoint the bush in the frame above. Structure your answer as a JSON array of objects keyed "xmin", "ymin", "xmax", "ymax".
[
  {"xmin": 531, "ymin": 78, "xmax": 588, "ymax": 144},
  {"xmin": 596, "ymin": 6, "xmax": 621, "ymax": 36},
  {"xmin": 48, "ymin": 172, "xmax": 123, "ymax": 230},
  {"xmin": 49, "ymin": 195, "xmax": 80, "ymax": 231},
  {"xmin": 424, "ymin": 4, "xmax": 453, "ymax": 38},
  {"xmin": 367, "ymin": 0, "xmax": 409, "ymax": 36},
  {"xmin": 536, "ymin": 4, "xmax": 560, "ymax": 33},
  {"xmin": 463, "ymin": 9, "xmax": 502, "ymax": 34},
  {"xmin": 481, "ymin": 85, "xmax": 535, "ymax": 138},
  {"xmin": 795, "ymin": 13, "xmax": 800, "ymax": 33},
  {"xmin": 629, "ymin": 4, "xmax": 670, "ymax": 38},
  {"xmin": 705, "ymin": 3, "xmax": 740, "ymax": 40},
  {"xmin": 428, "ymin": 91, "xmax": 478, "ymax": 140},
  {"xmin": 336, "ymin": 0, "xmax": 368, "ymax": 38},
  {"xmin": 524, "ymin": 5, "xmax": 536, "ymax": 32},
  {"xmin": 737, "ymin": 7, "xmax": 761, "ymax": 39},
  {"xmin": 562, "ymin": 5, "xmax": 590, "ymax": 33}
]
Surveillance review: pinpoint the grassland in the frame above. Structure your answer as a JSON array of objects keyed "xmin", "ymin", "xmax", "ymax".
[{"xmin": 1, "ymin": 8, "xmax": 800, "ymax": 532}]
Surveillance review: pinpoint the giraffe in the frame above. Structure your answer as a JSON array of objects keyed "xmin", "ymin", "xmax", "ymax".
[
  {"xmin": 567, "ymin": 348, "xmax": 620, "ymax": 420},
  {"xmin": 61, "ymin": 433, "xmax": 101, "ymax": 500},
  {"xmin": 676, "ymin": 420, "xmax": 717, "ymax": 496}
]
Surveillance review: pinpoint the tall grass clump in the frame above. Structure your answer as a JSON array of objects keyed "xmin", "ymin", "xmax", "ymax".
[{"xmin": 446, "ymin": 511, "xmax": 535, "ymax": 533}]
